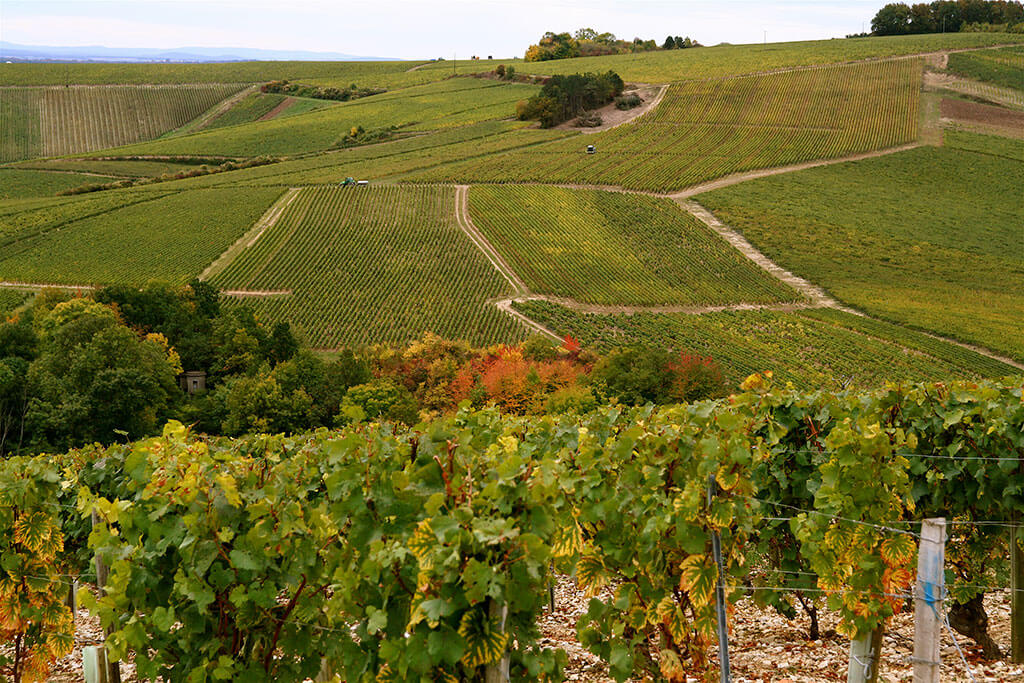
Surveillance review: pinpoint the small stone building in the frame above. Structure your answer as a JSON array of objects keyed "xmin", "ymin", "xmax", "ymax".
[{"xmin": 178, "ymin": 370, "xmax": 207, "ymax": 394}]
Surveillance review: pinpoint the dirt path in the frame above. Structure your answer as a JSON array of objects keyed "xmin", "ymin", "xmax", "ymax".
[
  {"xmin": 454, "ymin": 185, "xmax": 529, "ymax": 295},
  {"xmin": 258, "ymin": 96, "xmax": 297, "ymax": 121},
  {"xmin": 925, "ymin": 71, "xmax": 1024, "ymax": 110},
  {"xmin": 177, "ymin": 84, "xmax": 258, "ymax": 134},
  {"xmin": 0, "ymin": 281, "xmax": 95, "ymax": 291},
  {"xmin": 553, "ymin": 84, "xmax": 667, "ymax": 134},
  {"xmin": 199, "ymin": 187, "xmax": 301, "ymax": 282}
]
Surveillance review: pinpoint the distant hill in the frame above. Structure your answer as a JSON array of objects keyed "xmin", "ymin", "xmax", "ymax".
[{"xmin": 0, "ymin": 41, "xmax": 399, "ymax": 63}]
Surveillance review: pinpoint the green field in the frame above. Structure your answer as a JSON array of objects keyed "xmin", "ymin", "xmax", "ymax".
[
  {"xmin": 513, "ymin": 300, "xmax": 1014, "ymax": 388},
  {"xmin": 411, "ymin": 59, "xmax": 921, "ymax": 192},
  {"xmin": 198, "ymin": 92, "xmax": 333, "ymax": 132},
  {"xmin": 10, "ymin": 157, "xmax": 206, "ymax": 178},
  {"xmin": 0, "ymin": 168, "xmax": 118, "ymax": 200},
  {"xmin": 0, "ymin": 289, "xmax": 32, "ymax": 315},
  {"xmin": 407, "ymin": 33, "xmax": 1020, "ymax": 83},
  {"xmin": 97, "ymin": 78, "xmax": 539, "ymax": 158},
  {"xmin": 945, "ymin": 129, "xmax": 1024, "ymax": 160},
  {"xmin": 468, "ymin": 185, "xmax": 797, "ymax": 306},
  {"xmin": 210, "ymin": 185, "xmax": 525, "ymax": 347},
  {"xmin": 0, "ymin": 187, "xmax": 282, "ymax": 285},
  {"xmin": 0, "ymin": 84, "xmax": 245, "ymax": 162},
  {"xmin": 697, "ymin": 146, "xmax": 1024, "ymax": 361},
  {"xmin": 947, "ymin": 45, "xmax": 1024, "ymax": 91}
]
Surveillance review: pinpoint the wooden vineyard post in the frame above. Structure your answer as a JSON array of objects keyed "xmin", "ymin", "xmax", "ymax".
[
  {"xmin": 708, "ymin": 475, "xmax": 731, "ymax": 683},
  {"xmin": 847, "ymin": 626, "xmax": 884, "ymax": 683},
  {"xmin": 485, "ymin": 598, "xmax": 511, "ymax": 683},
  {"xmin": 913, "ymin": 518, "xmax": 946, "ymax": 682},
  {"xmin": 1012, "ymin": 515, "xmax": 1023, "ymax": 663},
  {"xmin": 90, "ymin": 511, "xmax": 121, "ymax": 683}
]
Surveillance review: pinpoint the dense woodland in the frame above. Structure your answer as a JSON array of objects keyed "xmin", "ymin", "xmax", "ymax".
[{"xmin": 871, "ymin": 0, "xmax": 1024, "ymax": 35}]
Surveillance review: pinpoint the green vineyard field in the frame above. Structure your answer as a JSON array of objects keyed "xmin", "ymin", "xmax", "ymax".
[
  {"xmin": 409, "ymin": 33, "xmax": 1019, "ymax": 83},
  {"xmin": 0, "ymin": 288, "xmax": 31, "ymax": 315},
  {"xmin": 468, "ymin": 185, "xmax": 798, "ymax": 306},
  {"xmin": 945, "ymin": 129, "xmax": 1024, "ymax": 160},
  {"xmin": 697, "ymin": 146, "xmax": 1024, "ymax": 361},
  {"xmin": 0, "ymin": 84, "xmax": 245, "ymax": 162},
  {"xmin": 411, "ymin": 59, "xmax": 922, "ymax": 192},
  {"xmin": 101, "ymin": 78, "xmax": 539, "ymax": 158},
  {"xmin": 512, "ymin": 300, "xmax": 1014, "ymax": 388},
  {"xmin": 947, "ymin": 45, "xmax": 1024, "ymax": 91},
  {"xmin": 0, "ymin": 187, "xmax": 282, "ymax": 285},
  {"xmin": 199, "ymin": 92, "xmax": 333, "ymax": 132},
  {"xmin": 11, "ymin": 157, "xmax": 206, "ymax": 178},
  {"xmin": 211, "ymin": 185, "xmax": 526, "ymax": 347},
  {"xmin": 0, "ymin": 168, "xmax": 116, "ymax": 200}
]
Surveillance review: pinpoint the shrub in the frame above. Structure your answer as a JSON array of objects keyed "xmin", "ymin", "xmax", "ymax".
[
  {"xmin": 615, "ymin": 93, "xmax": 643, "ymax": 110},
  {"xmin": 338, "ymin": 380, "xmax": 419, "ymax": 425}
]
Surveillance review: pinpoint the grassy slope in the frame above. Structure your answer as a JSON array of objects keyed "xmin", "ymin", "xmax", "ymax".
[
  {"xmin": 200, "ymin": 92, "xmax": 334, "ymax": 132},
  {"xmin": 10, "ymin": 158, "xmax": 203, "ymax": 177},
  {"xmin": 411, "ymin": 33, "xmax": 1021, "ymax": 83},
  {"xmin": 0, "ymin": 60, "xmax": 440, "ymax": 88},
  {"xmin": 95, "ymin": 79, "xmax": 539, "ymax": 158},
  {"xmin": 468, "ymin": 185, "xmax": 797, "ymax": 306},
  {"xmin": 0, "ymin": 168, "xmax": 116, "ymax": 200},
  {"xmin": 697, "ymin": 146, "xmax": 1024, "ymax": 361},
  {"xmin": 411, "ymin": 60, "xmax": 921, "ymax": 192},
  {"xmin": 0, "ymin": 187, "xmax": 282, "ymax": 285},
  {"xmin": 947, "ymin": 46, "xmax": 1024, "ymax": 91},
  {"xmin": 945, "ymin": 129, "xmax": 1024, "ymax": 161},
  {"xmin": 211, "ymin": 185, "xmax": 525, "ymax": 348},
  {"xmin": 513, "ymin": 300, "xmax": 1007, "ymax": 389}
]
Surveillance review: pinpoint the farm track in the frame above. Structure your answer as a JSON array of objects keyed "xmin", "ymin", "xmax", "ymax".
[{"xmin": 199, "ymin": 187, "xmax": 300, "ymax": 282}]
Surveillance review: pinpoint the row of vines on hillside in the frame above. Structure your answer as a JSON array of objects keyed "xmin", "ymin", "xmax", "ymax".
[
  {"xmin": 0, "ymin": 84, "xmax": 244, "ymax": 162},
  {"xmin": 411, "ymin": 59, "xmax": 922, "ymax": 192},
  {"xmin": 4, "ymin": 377, "xmax": 1022, "ymax": 682},
  {"xmin": 212, "ymin": 185, "xmax": 525, "ymax": 347}
]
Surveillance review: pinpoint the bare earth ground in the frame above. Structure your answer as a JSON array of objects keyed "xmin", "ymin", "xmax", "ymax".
[
  {"xmin": 554, "ymin": 84, "xmax": 666, "ymax": 134},
  {"xmin": 940, "ymin": 97, "xmax": 1024, "ymax": 139},
  {"xmin": 35, "ymin": 577, "xmax": 1022, "ymax": 683},
  {"xmin": 259, "ymin": 96, "xmax": 298, "ymax": 121}
]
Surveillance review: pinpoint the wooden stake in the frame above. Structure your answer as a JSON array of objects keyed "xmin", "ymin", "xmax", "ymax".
[
  {"xmin": 484, "ymin": 599, "xmax": 510, "ymax": 683},
  {"xmin": 913, "ymin": 517, "xmax": 946, "ymax": 682},
  {"xmin": 847, "ymin": 625, "xmax": 884, "ymax": 683},
  {"xmin": 708, "ymin": 474, "xmax": 731, "ymax": 683},
  {"xmin": 1011, "ymin": 516, "xmax": 1023, "ymax": 663},
  {"xmin": 91, "ymin": 511, "xmax": 121, "ymax": 683}
]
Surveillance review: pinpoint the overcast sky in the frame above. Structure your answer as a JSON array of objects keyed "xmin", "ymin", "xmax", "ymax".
[{"xmin": 1, "ymin": 1, "xmax": 883, "ymax": 59}]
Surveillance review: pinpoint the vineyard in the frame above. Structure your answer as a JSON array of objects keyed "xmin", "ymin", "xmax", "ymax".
[
  {"xmin": 10, "ymin": 157, "xmax": 208, "ymax": 178},
  {"xmin": 697, "ymin": 145, "xmax": 1024, "ymax": 361},
  {"xmin": 199, "ymin": 92, "xmax": 333, "ymax": 131},
  {"xmin": 210, "ymin": 185, "xmax": 526, "ymax": 347},
  {"xmin": 0, "ymin": 288, "xmax": 31, "ymax": 315},
  {"xmin": 103, "ymin": 78, "xmax": 540, "ymax": 158},
  {"xmin": 511, "ymin": 300, "xmax": 1013, "ymax": 387},
  {"xmin": 5, "ymin": 378, "xmax": 1022, "ymax": 681},
  {"xmin": 0, "ymin": 168, "xmax": 115, "ymax": 200},
  {"xmin": 0, "ymin": 187, "xmax": 282, "ymax": 285},
  {"xmin": 946, "ymin": 128, "xmax": 1024, "ymax": 160},
  {"xmin": 947, "ymin": 45, "xmax": 1024, "ymax": 91},
  {"xmin": 0, "ymin": 84, "xmax": 245, "ymax": 162},
  {"xmin": 467, "ymin": 185, "xmax": 798, "ymax": 306},
  {"xmin": 410, "ymin": 32, "xmax": 1017, "ymax": 83},
  {"xmin": 412, "ymin": 59, "xmax": 922, "ymax": 192}
]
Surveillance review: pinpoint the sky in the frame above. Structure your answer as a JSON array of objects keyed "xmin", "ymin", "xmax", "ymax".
[{"xmin": 1, "ymin": 1, "xmax": 883, "ymax": 59}]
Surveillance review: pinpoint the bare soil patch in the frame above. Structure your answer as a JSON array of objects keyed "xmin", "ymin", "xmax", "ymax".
[
  {"xmin": 940, "ymin": 97, "xmax": 1024, "ymax": 130},
  {"xmin": 553, "ymin": 84, "xmax": 666, "ymax": 134},
  {"xmin": 259, "ymin": 96, "xmax": 298, "ymax": 121}
]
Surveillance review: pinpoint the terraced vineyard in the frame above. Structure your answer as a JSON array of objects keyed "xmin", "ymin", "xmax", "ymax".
[
  {"xmin": 0, "ymin": 187, "xmax": 282, "ymax": 285},
  {"xmin": 104, "ymin": 78, "xmax": 540, "ymax": 158},
  {"xmin": 947, "ymin": 45, "xmax": 1024, "ymax": 91},
  {"xmin": 412, "ymin": 59, "xmax": 922, "ymax": 192},
  {"xmin": 512, "ymin": 300, "xmax": 1014, "ymax": 388},
  {"xmin": 697, "ymin": 145, "xmax": 1024, "ymax": 361},
  {"xmin": 210, "ymin": 185, "xmax": 525, "ymax": 347},
  {"xmin": 468, "ymin": 185, "xmax": 797, "ymax": 306},
  {"xmin": 0, "ymin": 84, "xmax": 245, "ymax": 162}
]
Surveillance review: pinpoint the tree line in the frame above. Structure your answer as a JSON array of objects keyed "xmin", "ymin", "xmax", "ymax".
[
  {"xmin": 516, "ymin": 71, "xmax": 625, "ymax": 127},
  {"xmin": 870, "ymin": 0, "xmax": 1024, "ymax": 35},
  {"xmin": 524, "ymin": 28, "xmax": 700, "ymax": 62},
  {"xmin": 0, "ymin": 282, "xmax": 728, "ymax": 456}
]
